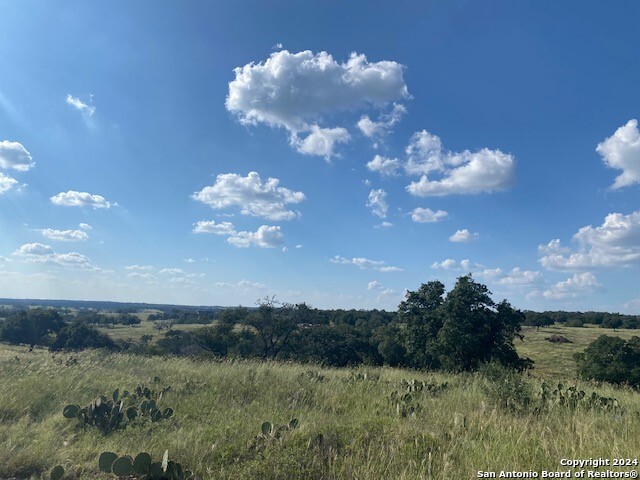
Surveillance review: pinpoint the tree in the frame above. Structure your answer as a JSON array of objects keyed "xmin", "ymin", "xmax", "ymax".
[
  {"xmin": 243, "ymin": 297, "xmax": 300, "ymax": 359},
  {"xmin": 0, "ymin": 308, "xmax": 65, "ymax": 346},
  {"xmin": 398, "ymin": 281, "xmax": 445, "ymax": 369},
  {"xmin": 575, "ymin": 335, "xmax": 640, "ymax": 386},
  {"xmin": 399, "ymin": 275, "xmax": 530, "ymax": 371},
  {"xmin": 49, "ymin": 321, "xmax": 117, "ymax": 351}
]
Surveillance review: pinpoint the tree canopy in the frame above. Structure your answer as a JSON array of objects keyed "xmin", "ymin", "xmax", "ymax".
[{"xmin": 400, "ymin": 275, "xmax": 530, "ymax": 371}]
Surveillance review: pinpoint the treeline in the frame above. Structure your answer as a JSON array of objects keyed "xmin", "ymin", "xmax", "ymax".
[
  {"xmin": 524, "ymin": 311, "xmax": 640, "ymax": 329},
  {"xmin": 0, "ymin": 308, "xmax": 116, "ymax": 350}
]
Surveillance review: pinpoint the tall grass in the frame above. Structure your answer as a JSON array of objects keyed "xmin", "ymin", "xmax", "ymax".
[{"xmin": 1, "ymin": 343, "xmax": 640, "ymax": 479}]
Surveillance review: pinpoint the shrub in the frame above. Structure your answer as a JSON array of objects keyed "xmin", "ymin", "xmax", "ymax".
[
  {"xmin": 50, "ymin": 321, "xmax": 117, "ymax": 351},
  {"xmin": 575, "ymin": 335, "xmax": 640, "ymax": 387}
]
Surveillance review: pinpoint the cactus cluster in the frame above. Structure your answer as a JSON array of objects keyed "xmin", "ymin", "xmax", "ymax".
[
  {"xmin": 390, "ymin": 391, "xmax": 422, "ymax": 418},
  {"xmin": 401, "ymin": 379, "xmax": 448, "ymax": 396},
  {"xmin": 539, "ymin": 382, "xmax": 623, "ymax": 413},
  {"xmin": 98, "ymin": 450, "xmax": 193, "ymax": 479},
  {"xmin": 249, "ymin": 418, "xmax": 299, "ymax": 452},
  {"xmin": 63, "ymin": 385, "xmax": 173, "ymax": 434}
]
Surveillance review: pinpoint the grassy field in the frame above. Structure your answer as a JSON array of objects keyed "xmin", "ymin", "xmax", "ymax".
[
  {"xmin": 517, "ymin": 324, "xmax": 640, "ymax": 379},
  {"xmin": 2, "ymin": 324, "xmax": 640, "ymax": 480}
]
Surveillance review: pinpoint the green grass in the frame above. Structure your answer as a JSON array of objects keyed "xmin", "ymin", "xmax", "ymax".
[
  {"xmin": 2, "ymin": 330, "xmax": 640, "ymax": 479},
  {"xmin": 517, "ymin": 324, "xmax": 640, "ymax": 379}
]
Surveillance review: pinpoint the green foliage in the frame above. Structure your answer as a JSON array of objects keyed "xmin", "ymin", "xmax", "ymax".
[
  {"xmin": 50, "ymin": 320, "xmax": 117, "ymax": 351},
  {"xmin": 99, "ymin": 450, "xmax": 193, "ymax": 479},
  {"xmin": 575, "ymin": 335, "xmax": 640, "ymax": 387},
  {"xmin": 479, "ymin": 362, "xmax": 535, "ymax": 413},
  {"xmin": 0, "ymin": 308, "xmax": 65, "ymax": 346},
  {"xmin": 400, "ymin": 275, "xmax": 531, "ymax": 371},
  {"xmin": 390, "ymin": 379, "xmax": 448, "ymax": 418},
  {"xmin": 539, "ymin": 382, "xmax": 623, "ymax": 413},
  {"xmin": 63, "ymin": 384, "xmax": 173, "ymax": 434},
  {"xmin": 249, "ymin": 418, "xmax": 300, "ymax": 453},
  {"xmin": 50, "ymin": 465, "xmax": 65, "ymax": 480}
]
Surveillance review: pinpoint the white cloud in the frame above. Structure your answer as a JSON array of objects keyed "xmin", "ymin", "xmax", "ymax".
[
  {"xmin": 449, "ymin": 229, "xmax": 479, "ymax": 243},
  {"xmin": 125, "ymin": 265, "xmax": 155, "ymax": 271},
  {"xmin": 192, "ymin": 172, "xmax": 304, "ymax": 221},
  {"xmin": 375, "ymin": 221, "xmax": 393, "ymax": 228},
  {"xmin": 292, "ymin": 125, "xmax": 350, "ymax": 159},
  {"xmin": 41, "ymin": 228, "xmax": 89, "ymax": 242},
  {"xmin": 127, "ymin": 272, "xmax": 156, "ymax": 280},
  {"xmin": 50, "ymin": 190, "xmax": 115, "ymax": 209},
  {"xmin": 378, "ymin": 266, "xmax": 403, "ymax": 272},
  {"xmin": 295, "ymin": 244, "xmax": 303, "ymax": 249},
  {"xmin": 78, "ymin": 223, "xmax": 92, "ymax": 230},
  {"xmin": 596, "ymin": 119, "xmax": 640, "ymax": 190},
  {"xmin": 0, "ymin": 141, "xmax": 35, "ymax": 171},
  {"xmin": 159, "ymin": 268, "xmax": 185, "ymax": 275},
  {"xmin": 226, "ymin": 49, "xmax": 408, "ymax": 133},
  {"xmin": 411, "ymin": 207, "xmax": 448, "ymax": 223},
  {"xmin": 404, "ymin": 130, "xmax": 515, "ymax": 196},
  {"xmin": 331, "ymin": 255, "xmax": 402, "ymax": 272},
  {"xmin": 367, "ymin": 280, "xmax": 382, "ymax": 290},
  {"xmin": 476, "ymin": 267, "xmax": 543, "ymax": 286},
  {"xmin": 366, "ymin": 279, "xmax": 397, "ymax": 299},
  {"xmin": 227, "ymin": 225, "xmax": 284, "ymax": 248},
  {"xmin": 357, "ymin": 103, "xmax": 406, "ymax": 139},
  {"xmin": 215, "ymin": 279, "xmax": 267, "ymax": 289},
  {"xmin": 366, "ymin": 189, "xmax": 388, "ymax": 218},
  {"xmin": 0, "ymin": 172, "xmax": 18, "ymax": 194},
  {"xmin": 66, "ymin": 94, "xmax": 95, "ymax": 117},
  {"xmin": 542, "ymin": 272, "xmax": 602, "ymax": 300},
  {"xmin": 12, "ymin": 242, "xmax": 91, "ymax": 268},
  {"xmin": 193, "ymin": 220, "xmax": 236, "ymax": 235},
  {"xmin": 539, "ymin": 210, "xmax": 640, "ymax": 270},
  {"xmin": 431, "ymin": 258, "xmax": 481, "ymax": 271},
  {"xmin": 184, "ymin": 258, "xmax": 196, "ymax": 263},
  {"xmin": 366, "ymin": 155, "xmax": 401, "ymax": 177}
]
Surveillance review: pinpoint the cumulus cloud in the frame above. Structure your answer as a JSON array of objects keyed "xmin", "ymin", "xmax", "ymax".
[
  {"xmin": 0, "ymin": 141, "xmax": 35, "ymax": 171},
  {"xmin": 404, "ymin": 130, "xmax": 515, "ymax": 196},
  {"xmin": 476, "ymin": 267, "xmax": 543, "ymax": 286},
  {"xmin": 542, "ymin": 272, "xmax": 602, "ymax": 300},
  {"xmin": 193, "ymin": 220, "xmax": 236, "ymax": 235},
  {"xmin": 78, "ymin": 223, "xmax": 92, "ymax": 230},
  {"xmin": 127, "ymin": 272, "xmax": 156, "ymax": 280},
  {"xmin": 66, "ymin": 94, "xmax": 95, "ymax": 117},
  {"xmin": 227, "ymin": 49, "xmax": 408, "ymax": 133},
  {"xmin": 596, "ymin": 119, "xmax": 640, "ymax": 190},
  {"xmin": 0, "ymin": 172, "xmax": 18, "ymax": 194},
  {"xmin": 366, "ymin": 155, "xmax": 401, "ymax": 177},
  {"xmin": 227, "ymin": 225, "xmax": 284, "ymax": 248},
  {"xmin": 366, "ymin": 189, "xmax": 388, "ymax": 218},
  {"xmin": 331, "ymin": 255, "xmax": 402, "ymax": 272},
  {"xmin": 539, "ymin": 210, "xmax": 640, "ymax": 270},
  {"xmin": 192, "ymin": 172, "xmax": 304, "ymax": 221},
  {"xmin": 357, "ymin": 103, "xmax": 407, "ymax": 139},
  {"xmin": 431, "ymin": 258, "xmax": 480, "ymax": 271},
  {"xmin": 449, "ymin": 229, "xmax": 479, "ymax": 242},
  {"xmin": 12, "ymin": 242, "xmax": 90, "ymax": 267},
  {"xmin": 40, "ymin": 228, "xmax": 89, "ymax": 241},
  {"xmin": 50, "ymin": 190, "xmax": 115, "ymax": 209},
  {"xmin": 375, "ymin": 221, "xmax": 393, "ymax": 228},
  {"xmin": 292, "ymin": 126, "xmax": 350, "ymax": 159},
  {"xmin": 411, "ymin": 207, "xmax": 448, "ymax": 223}
]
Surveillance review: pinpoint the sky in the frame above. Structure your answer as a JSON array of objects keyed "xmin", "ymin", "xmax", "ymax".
[{"xmin": 0, "ymin": 1, "xmax": 639, "ymax": 312}]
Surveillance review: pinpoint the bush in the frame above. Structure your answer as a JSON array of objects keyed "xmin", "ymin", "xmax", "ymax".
[
  {"xmin": 0, "ymin": 308, "xmax": 65, "ymax": 346},
  {"xmin": 479, "ymin": 362, "xmax": 534, "ymax": 413},
  {"xmin": 575, "ymin": 335, "xmax": 640, "ymax": 387},
  {"xmin": 50, "ymin": 321, "xmax": 118, "ymax": 351}
]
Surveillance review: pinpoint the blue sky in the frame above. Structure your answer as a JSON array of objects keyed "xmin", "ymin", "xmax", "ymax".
[{"xmin": 1, "ymin": 1, "xmax": 639, "ymax": 312}]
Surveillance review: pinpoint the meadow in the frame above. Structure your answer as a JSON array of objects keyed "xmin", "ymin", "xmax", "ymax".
[{"xmin": 1, "ymin": 322, "xmax": 640, "ymax": 479}]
